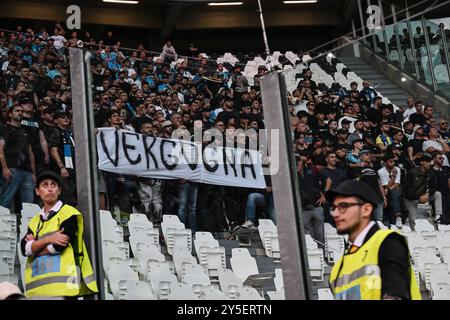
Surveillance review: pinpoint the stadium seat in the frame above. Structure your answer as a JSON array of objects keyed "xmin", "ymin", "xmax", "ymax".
[
  {"xmin": 307, "ymin": 248, "xmax": 325, "ymax": 282},
  {"xmin": 129, "ymin": 213, "xmax": 153, "ymax": 229},
  {"xmin": 425, "ymin": 263, "xmax": 450, "ymax": 293},
  {"xmin": 414, "ymin": 219, "xmax": 435, "ymax": 232},
  {"xmin": 161, "ymin": 215, "xmax": 192, "ymax": 256},
  {"xmin": 218, "ymin": 268, "xmax": 244, "ymax": 299},
  {"xmin": 168, "ymin": 283, "xmax": 201, "ymax": 300},
  {"xmin": 147, "ymin": 261, "xmax": 177, "ymax": 300},
  {"xmin": 172, "ymin": 246, "xmax": 198, "ymax": 279},
  {"xmin": 117, "ymin": 280, "xmax": 156, "ymax": 300},
  {"xmin": 230, "ymin": 248, "xmax": 273, "ymax": 292},
  {"xmin": 258, "ymin": 219, "xmax": 280, "ymax": 258},
  {"xmin": 267, "ymin": 290, "xmax": 285, "ymax": 300},
  {"xmin": 107, "ymin": 259, "xmax": 139, "ymax": 299},
  {"xmin": 202, "ymin": 286, "xmax": 230, "ymax": 300},
  {"xmin": 194, "ymin": 232, "xmax": 225, "ymax": 277},
  {"xmin": 431, "ymin": 283, "xmax": 450, "ymax": 300},
  {"xmin": 133, "ymin": 243, "xmax": 166, "ymax": 280},
  {"xmin": 317, "ymin": 288, "xmax": 334, "ymax": 300},
  {"xmin": 324, "ymin": 234, "xmax": 345, "ymax": 264}
]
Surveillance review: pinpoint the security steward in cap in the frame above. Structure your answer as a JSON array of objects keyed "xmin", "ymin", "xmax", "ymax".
[
  {"xmin": 326, "ymin": 180, "xmax": 421, "ymax": 300},
  {"xmin": 20, "ymin": 171, "xmax": 98, "ymax": 298}
]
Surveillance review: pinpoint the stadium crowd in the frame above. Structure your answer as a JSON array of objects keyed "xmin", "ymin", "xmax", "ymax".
[{"xmin": 0, "ymin": 23, "xmax": 448, "ymax": 244}]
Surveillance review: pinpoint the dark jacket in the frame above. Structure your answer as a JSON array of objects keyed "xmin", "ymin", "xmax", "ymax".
[{"xmin": 403, "ymin": 167, "xmax": 432, "ymax": 200}]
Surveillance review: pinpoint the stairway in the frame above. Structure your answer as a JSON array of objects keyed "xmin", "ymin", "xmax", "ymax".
[{"xmin": 338, "ymin": 56, "xmax": 411, "ymax": 108}]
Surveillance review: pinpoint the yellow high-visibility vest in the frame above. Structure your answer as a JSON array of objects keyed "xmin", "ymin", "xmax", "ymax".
[
  {"xmin": 24, "ymin": 204, "xmax": 99, "ymax": 297},
  {"xmin": 329, "ymin": 229, "xmax": 421, "ymax": 300}
]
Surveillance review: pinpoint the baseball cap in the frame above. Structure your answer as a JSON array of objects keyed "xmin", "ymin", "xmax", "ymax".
[
  {"xmin": 342, "ymin": 119, "xmax": 352, "ymax": 125},
  {"xmin": 352, "ymin": 139, "xmax": 364, "ymax": 145},
  {"xmin": 0, "ymin": 282, "xmax": 24, "ymax": 300},
  {"xmin": 325, "ymin": 180, "xmax": 379, "ymax": 207},
  {"xmin": 419, "ymin": 155, "xmax": 432, "ymax": 162},
  {"xmin": 54, "ymin": 111, "xmax": 69, "ymax": 119},
  {"xmin": 161, "ymin": 120, "xmax": 173, "ymax": 128},
  {"xmin": 337, "ymin": 128, "xmax": 348, "ymax": 135},
  {"xmin": 35, "ymin": 170, "xmax": 61, "ymax": 188},
  {"xmin": 359, "ymin": 149, "xmax": 372, "ymax": 157}
]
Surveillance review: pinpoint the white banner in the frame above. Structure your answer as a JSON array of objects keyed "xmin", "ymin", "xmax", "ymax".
[{"xmin": 97, "ymin": 128, "xmax": 266, "ymax": 189}]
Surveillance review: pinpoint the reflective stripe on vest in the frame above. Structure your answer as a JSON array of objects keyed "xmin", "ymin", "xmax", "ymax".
[
  {"xmin": 329, "ymin": 229, "xmax": 422, "ymax": 300},
  {"xmin": 332, "ymin": 264, "xmax": 380, "ymax": 290},
  {"xmin": 25, "ymin": 205, "xmax": 98, "ymax": 297},
  {"xmin": 26, "ymin": 276, "xmax": 74, "ymax": 291}
]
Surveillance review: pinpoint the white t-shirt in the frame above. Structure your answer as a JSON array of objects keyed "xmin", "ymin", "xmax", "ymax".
[
  {"xmin": 402, "ymin": 107, "xmax": 416, "ymax": 120},
  {"xmin": 422, "ymin": 139, "xmax": 450, "ymax": 166},
  {"xmin": 50, "ymin": 35, "xmax": 66, "ymax": 50},
  {"xmin": 378, "ymin": 166, "xmax": 401, "ymax": 186}
]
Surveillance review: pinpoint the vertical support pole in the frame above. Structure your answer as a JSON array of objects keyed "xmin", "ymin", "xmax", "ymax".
[
  {"xmin": 358, "ymin": 0, "xmax": 367, "ymax": 38},
  {"xmin": 257, "ymin": 0, "xmax": 271, "ymax": 58},
  {"xmin": 367, "ymin": 0, "xmax": 378, "ymax": 52},
  {"xmin": 439, "ymin": 23, "xmax": 450, "ymax": 84},
  {"xmin": 69, "ymin": 47, "xmax": 104, "ymax": 300},
  {"xmin": 422, "ymin": 16, "xmax": 438, "ymax": 91},
  {"xmin": 406, "ymin": 11, "xmax": 421, "ymax": 78},
  {"xmin": 260, "ymin": 71, "xmax": 312, "ymax": 300},
  {"xmin": 392, "ymin": 4, "xmax": 405, "ymax": 70},
  {"xmin": 378, "ymin": 0, "xmax": 390, "ymax": 58},
  {"xmin": 352, "ymin": 19, "xmax": 357, "ymax": 39}
]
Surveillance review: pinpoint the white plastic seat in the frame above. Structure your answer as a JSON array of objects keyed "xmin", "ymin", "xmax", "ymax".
[
  {"xmin": 230, "ymin": 248, "xmax": 259, "ymax": 283},
  {"xmin": 194, "ymin": 232, "xmax": 225, "ymax": 277},
  {"xmin": 324, "ymin": 223, "xmax": 337, "ymax": 235},
  {"xmin": 117, "ymin": 280, "xmax": 156, "ymax": 300},
  {"xmin": 325, "ymin": 235, "xmax": 345, "ymax": 264},
  {"xmin": 415, "ymin": 219, "xmax": 435, "ymax": 232},
  {"xmin": 432, "ymin": 283, "xmax": 450, "ymax": 300},
  {"xmin": 107, "ymin": 259, "xmax": 139, "ymax": 299},
  {"xmin": 181, "ymin": 263, "xmax": 210, "ymax": 286},
  {"xmin": 258, "ymin": 219, "xmax": 280, "ymax": 259},
  {"xmin": 307, "ymin": 249, "xmax": 325, "ymax": 281},
  {"xmin": 235, "ymin": 286, "xmax": 263, "ymax": 300},
  {"xmin": 129, "ymin": 231, "xmax": 160, "ymax": 257},
  {"xmin": 267, "ymin": 289, "xmax": 285, "ymax": 300},
  {"xmin": 129, "ymin": 213, "xmax": 153, "ymax": 229},
  {"xmin": 102, "ymin": 241, "xmax": 127, "ymax": 273},
  {"xmin": 161, "ymin": 215, "xmax": 191, "ymax": 256},
  {"xmin": 173, "ymin": 246, "xmax": 198, "ymax": 279},
  {"xmin": 305, "ymin": 234, "xmax": 318, "ymax": 250},
  {"xmin": 218, "ymin": 269, "xmax": 243, "ymax": 299},
  {"xmin": 134, "ymin": 243, "xmax": 165, "ymax": 279},
  {"xmin": 415, "ymin": 247, "xmax": 441, "ymax": 279},
  {"xmin": 147, "ymin": 261, "xmax": 177, "ymax": 300},
  {"xmin": 168, "ymin": 283, "xmax": 201, "ymax": 300},
  {"xmin": 202, "ymin": 286, "xmax": 230, "ymax": 300},
  {"xmin": 317, "ymin": 288, "xmax": 334, "ymax": 300},
  {"xmin": 426, "ymin": 263, "xmax": 450, "ymax": 293}
]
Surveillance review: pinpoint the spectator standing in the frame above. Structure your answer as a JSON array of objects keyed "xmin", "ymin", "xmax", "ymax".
[
  {"xmin": 430, "ymin": 152, "xmax": 449, "ymax": 224},
  {"xmin": 0, "ymin": 104, "xmax": 35, "ymax": 208}
]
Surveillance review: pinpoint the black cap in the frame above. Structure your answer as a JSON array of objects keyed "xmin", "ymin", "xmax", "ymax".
[
  {"xmin": 342, "ymin": 119, "xmax": 352, "ymax": 125},
  {"xmin": 325, "ymin": 180, "xmax": 379, "ymax": 207},
  {"xmin": 36, "ymin": 170, "xmax": 61, "ymax": 188},
  {"xmin": 383, "ymin": 152, "xmax": 396, "ymax": 162},
  {"xmin": 297, "ymin": 110, "xmax": 308, "ymax": 118},
  {"xmin": 419, "ymin": 155, "xmax": 432, "ymax": 162},
  {"xmin": 337, "ymin": 128, "xmax": 348, "ymax": 135},
  {"xmin": 54, "ymin": 111, "xmax": 69, "ymax": 119}
]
